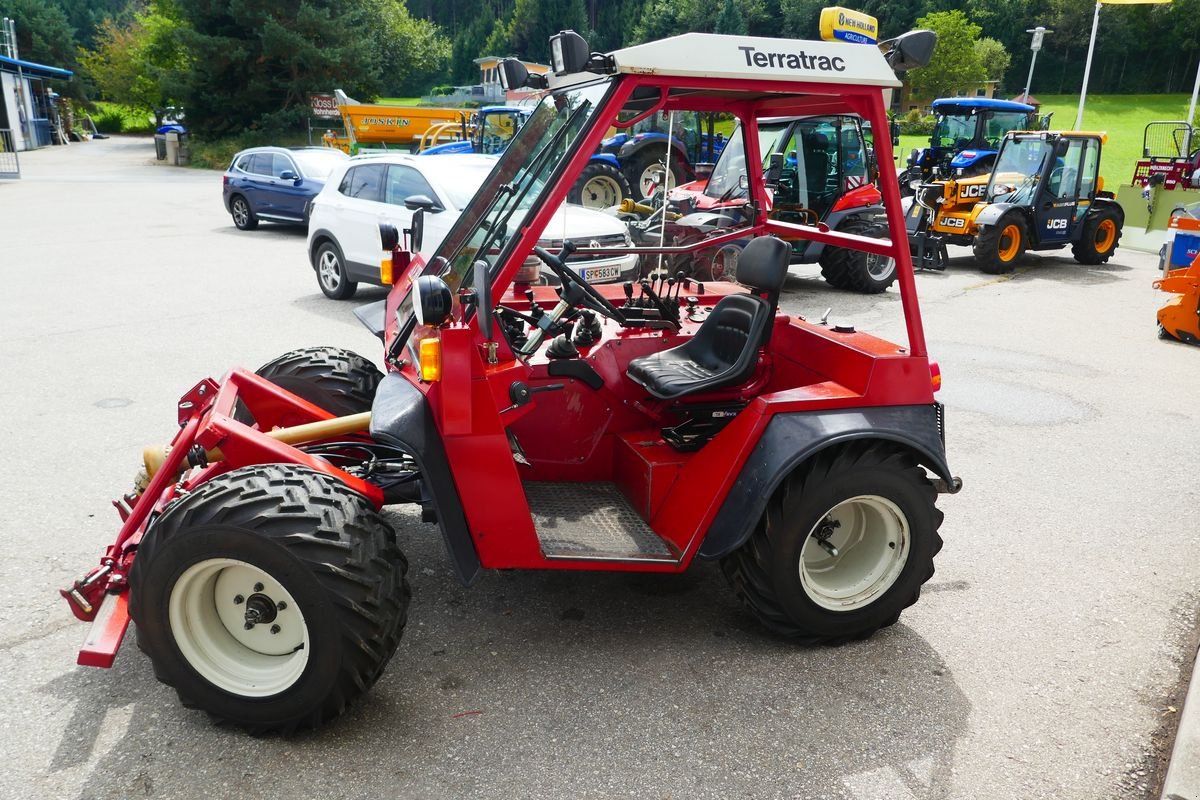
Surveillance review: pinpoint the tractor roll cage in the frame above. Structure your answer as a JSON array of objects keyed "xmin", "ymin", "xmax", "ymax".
[{"xmin": 455, "ymin": 73, "xmax": 926, "ymax": 358}]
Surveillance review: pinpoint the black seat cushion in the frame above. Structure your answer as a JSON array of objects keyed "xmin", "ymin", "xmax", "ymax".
[
  {"xmin": 626, "ymin": 236, "xmax": 792, "ymax": 401},
  {"xmin": 627, "ymin": 294, "xmax": 768, "ymax": 399}
]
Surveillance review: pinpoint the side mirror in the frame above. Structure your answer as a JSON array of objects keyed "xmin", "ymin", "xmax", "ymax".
[
  {"xmin": 279, "ymin": 170, "xmax": 297, "ymax": 181},
  {"xmin": 413, "ymin": 275, "xmax": 453, "ymax": 327},
  {"xmin": 404, "ymin": 193, "xmax": 442, "ymax": 213},
  {"xmin": 498, "ymin": 58, "xmax": 548, "ymax": 91},
  {"xmin": 408, "ymin": 208, "xmax": 425, "ymax": 253},
  {"xmin": 764, "ymin": 153, "xmax": 785, "ymax": 187},
  {"xmin": 473, "ymin": 260, "xmax": 493, "ymax": 341},
  {"xmin": 882, "ymin": 30, "xmax": 938, "ymax": 72}
]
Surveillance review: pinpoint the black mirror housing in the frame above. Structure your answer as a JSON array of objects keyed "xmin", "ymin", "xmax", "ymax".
[
  {"xmin": 404, "ymin": 194, "xmax": 440, "ymax": 213},
  {"xmin": 550, "ymin": 30, "xmax": 589, "ymax": 75},
  {"xmin": 408, "ymin": 208, "xmax": 425, "ymax": 253},
  {"xmin": 883, "ymin": 30, "xmax": 938, "ymax": 72}
]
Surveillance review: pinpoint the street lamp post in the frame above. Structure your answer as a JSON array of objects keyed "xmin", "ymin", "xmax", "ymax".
[{"xmin": 1022, "ymin": 26, "xmax": 1052, "ymax": 103}]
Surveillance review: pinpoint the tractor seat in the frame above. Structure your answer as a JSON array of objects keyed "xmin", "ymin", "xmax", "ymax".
[{"xmin": 626, "ymin": 236, "xmax": 791, "ymax": 400}]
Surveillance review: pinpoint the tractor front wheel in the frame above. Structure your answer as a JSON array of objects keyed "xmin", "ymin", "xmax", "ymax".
[
  {"xmin": 1072, "ymin": 207, "xmax": 1122, "ymax": 265},
  {"xmin": 128, "ymin": 464, "xmax": 411, "ymax": 733},
  {"xmin": 568, "ymin": 162, "xmax": 631, "ymax": 208},
  {"xmin": 720, "ymin": 442, "xmax": 942, "ymax": 643},
  {"xmin": 974, "ymin": 212, "xmax": 1026, "ymax": 274},
  {"xmin": 819, "ymin": 217, "xmax": 897, "ymax": 293}
]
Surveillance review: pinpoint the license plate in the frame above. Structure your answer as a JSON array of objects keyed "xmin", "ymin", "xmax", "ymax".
[{"xmin": 578, "ymin": 264, "xmax": 621, "ymax": 283}]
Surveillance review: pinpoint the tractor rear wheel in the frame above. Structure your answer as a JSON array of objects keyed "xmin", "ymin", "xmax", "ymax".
[
  {"xmin": 974, "ymin": 212, "xmax": 1026, "ymax": 274},
  {"xmin": 568, "ymin": 162, "xmax": 631, "ymax": 208},
  {"xmin": 625, "ymin": 148, "xmax": 685, "ymax": 201},
  {"xmin": 720, "ymin": 441, "xmax": 942, "ymax": 643},
  {"xmin": 819, "ymin": 216, "xmax": 897, "ymax": 293},
  {"xmin": 235, "ymin": 346, "xmax": 382, "ymax": 426},
  {"xmin": 1072, "ymin": 207, "xmax": 1122, "ymax": 265},
  {"xmin": 128, "ymin": 464, "xmax": 411, "ymax": 733}
]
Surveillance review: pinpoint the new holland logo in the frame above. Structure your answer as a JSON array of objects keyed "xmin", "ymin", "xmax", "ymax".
[{"xmin": 738, "ymin": 46, "xmax": 847, "ymax": 73}]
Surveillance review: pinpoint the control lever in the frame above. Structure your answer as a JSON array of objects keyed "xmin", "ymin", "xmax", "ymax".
[
  {"xmin": 504, "ymin": 381, "xmax": 566, "ymax": 413},
  {"xmin": 622, "ymin": 281, "xmax": 635, "ymax": 308},
  {"xmin": 525, "ymin": 289, "xmax": 544, "ymax": 321},
  {"xmin": 639, "ymin": 278, "xmax": 670, "ymax": 316},
  {"xmin": 673, "ymin": 271, "xmax": 686, "ymax": 303}
]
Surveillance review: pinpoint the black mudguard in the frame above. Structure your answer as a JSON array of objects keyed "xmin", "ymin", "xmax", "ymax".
[
  {"xmin": 801, "ymin": 205, "xmax": 886, "ymax": 262},
  {"xmin": 354, "ymin": 299, "xmax": 387, "ymax": 341},
  {"xmin": 697, "ymin": 404, "xmax": 954, "ymax": 560},
  {"xmin": 370, "ymin": 373, "xmax": 482, "ymax": 585}
]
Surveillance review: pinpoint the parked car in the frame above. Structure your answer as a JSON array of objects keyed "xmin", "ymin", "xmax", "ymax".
[
  {"xmin": 306, "ymin": 153, "xmax": 639, "ymax": 299},
  {"xmin": 222, "ymin": 146, "xmax": 348, "ymax": 231}
]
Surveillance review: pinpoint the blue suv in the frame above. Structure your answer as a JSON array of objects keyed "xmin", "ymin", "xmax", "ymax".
[{"xmin": 222, "ymin": 146, "xmax": 347, "ymax": 230}]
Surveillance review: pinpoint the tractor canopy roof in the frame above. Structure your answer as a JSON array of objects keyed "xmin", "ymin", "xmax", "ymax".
[
  {"xmin": 550, "ymin": 33, "xmax": 902, "ymax": 90},
  {"xmin": 932, "ymin": 98, "xmax": 1034, "ymax": 115}
]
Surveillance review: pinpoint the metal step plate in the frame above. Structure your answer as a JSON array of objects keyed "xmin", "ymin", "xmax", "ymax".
[{"xmin": 523, "ymin": 482, "xmax": 678, "ymax": 562}]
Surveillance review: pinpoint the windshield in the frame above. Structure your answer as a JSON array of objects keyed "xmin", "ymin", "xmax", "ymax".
[
  {"xmin": 984, "ymin": 112, "xmax": 1030, "ymax": 147},
  {"xmin": 704, "ymin": 121, "xmax": 789, "ymax": 201},
  {"xmin": 933, "ymin": 113, "xmax": 977, "ymax": 150},
  {"xmin": 988, "ymin": 137, "xmax": 1052, "ymax": 202},
  {"xmin": 293, "ymin": 149, "xmax": 346, "ymax": 178}
]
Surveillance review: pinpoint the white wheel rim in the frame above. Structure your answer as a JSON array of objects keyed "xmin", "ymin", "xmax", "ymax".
[
  {"xmin": 714, "ymin": 245, "xmax": 741, "ymax": 282},
  {"xmin": 639, "ymin": 164, "xmax": 675, "ymax": 199},
  {"xmin": 169, "ymin": 558, "xmax": 310, "ymax": 697},
  {"xmin": 581, "ymin": 175, "xmax": 622, "ymax": 208},
  {"xmin": 318, "ymin": 250, "xmax": 341, "ymax": 290},
  {"xmin": 867, "ymin": 253, "xmax": 895, "ymax": 281},
  {"xmin": 799, "ymin": 495, "xmax": 910, "ymax": 612}
]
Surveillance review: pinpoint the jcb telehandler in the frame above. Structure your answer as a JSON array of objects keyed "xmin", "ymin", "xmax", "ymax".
[
  {"xmin": 906, "ymin": 131, "xmax": 1124, "ymax": 274},
  {"xmin": 62, "ymin": 28, "xmax": 960, "ymax": 734}
]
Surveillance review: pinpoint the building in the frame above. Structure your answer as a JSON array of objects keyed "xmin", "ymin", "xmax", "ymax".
[
  {"xmin": 0, "ymin": 54, "xmax": 73, "ymax": 152},
  {"xmin": 898, "ymin": 80, "xmax": 1000, "ymax": 114}
]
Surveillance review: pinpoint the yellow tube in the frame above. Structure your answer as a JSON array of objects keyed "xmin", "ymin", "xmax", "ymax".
[{"xmin": 143, "ymin": 412, "xmax": 373, "ymax": 478}]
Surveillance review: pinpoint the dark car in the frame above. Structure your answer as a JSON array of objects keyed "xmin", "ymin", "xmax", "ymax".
[{"xmin": 222, "ymin": 146, "xmax": 348, "ymax": 230}]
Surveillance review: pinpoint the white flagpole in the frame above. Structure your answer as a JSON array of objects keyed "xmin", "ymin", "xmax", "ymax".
[
  {"xmin": 1187, "ymin": 55, "xmax": 1199, "ymax": 153},
  {"xmin": 1075, "ymin": 0, "xmax": 1103, "ymax": 129}
]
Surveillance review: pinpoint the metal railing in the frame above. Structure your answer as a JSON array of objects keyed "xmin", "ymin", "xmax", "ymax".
[{"xmin": 0, "ymin": 129, "xmax": 19, "ymax": 179}]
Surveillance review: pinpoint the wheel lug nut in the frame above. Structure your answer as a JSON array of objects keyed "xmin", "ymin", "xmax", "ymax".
[
  {"xmin": 276, "ymin": 601, "xmax": 287, "ymax": 611},
  {"xmin": 253, "ymin": 583, "xmax": 264, "ymax": 592},
  {"xmin": 270, "ymin": 624, "xmax": 281, "ymax": 635},
  {"xmin": 233, "ymin": 595, "xmax": 244, "ymax": 604},
  {"xmin": 243, "ymin": 622, "xmax": 255, "ymax": 630}
]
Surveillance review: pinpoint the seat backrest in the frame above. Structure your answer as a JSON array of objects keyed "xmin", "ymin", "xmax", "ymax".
[
  {"xmin": 736, "ymin": 236, "xmax": 791, "ymax": 294},
  {"xmin": 686, "ymin": 293, "xmax": 770, "ymax": 378}
]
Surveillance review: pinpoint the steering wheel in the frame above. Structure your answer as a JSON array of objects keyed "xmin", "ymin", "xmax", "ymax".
[{"xmin": 532, "ymin": 245, "xmax": 625, "ymax": 321}]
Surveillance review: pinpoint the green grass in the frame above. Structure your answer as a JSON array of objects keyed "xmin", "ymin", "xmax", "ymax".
[
  {"xmin": 375, "ymin": 97, "xmax": 423, "ymax": 106},
  {"xmin": 891, "ymin": 93, "xmax": 1197, "ymax": 185},
  {"xmin": 188, "ymin": 131, "xmax": 313, "ymax": 171}
]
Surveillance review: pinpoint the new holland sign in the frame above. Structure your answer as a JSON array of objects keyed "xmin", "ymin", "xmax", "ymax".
[{"xmin": 819, "ymin": 7, "xmax": 879, "ymax": 45}]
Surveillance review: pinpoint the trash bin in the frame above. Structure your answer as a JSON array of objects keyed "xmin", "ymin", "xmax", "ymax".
[
  {"xmin": 164, "ymin": 132, "xmax": 179, "ymax": 165},
  {"xmin": 154, "ymin": 133, "xmax": 167, "ymax": 161},
  {"xmin": 175, "ymin": 131, "xmax": 190, "ymax": 166}
]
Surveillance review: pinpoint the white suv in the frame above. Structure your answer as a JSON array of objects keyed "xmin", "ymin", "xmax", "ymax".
[{"xmin": 306, "ymin": 153, "xmax": 639, "ymax": 299}]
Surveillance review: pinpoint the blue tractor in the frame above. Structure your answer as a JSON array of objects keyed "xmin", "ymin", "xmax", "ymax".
[
  {"xmin": 600, "ymin": 110, "xmax": 729, "ymax": 200},
  {"xmin": 422, "ymin": 105, "xmax": 633, "ymax": 208},
  {"xmin": 898, "ymin": 98, "xmax": 1037, "ymax": 195}
]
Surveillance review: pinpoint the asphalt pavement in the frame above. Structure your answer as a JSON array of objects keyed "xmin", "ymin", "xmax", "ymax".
[{"xmin": 1, "ymin": 136, "xmax": 1198, "ymax": 800}]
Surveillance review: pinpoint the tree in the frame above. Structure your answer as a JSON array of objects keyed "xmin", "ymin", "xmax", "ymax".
[
  {"xmin": 0, "ymin": 0, "xmax": 80, "ymax": 81},
  {"xmin": 164, "ymin": 0, "xmax": 386, "ymax": 136},
  {"xmin": 975, "ymin": 37, "xmax": 1011, "ymax": 87},
  {"xmin": 715, "ymin": 0, "xmax": 747, "ymax": 35},
  {"xmin": 78, "ymin": 7, "xmax": 188, "ymax": 126},
  {"xmin": 366, "ymin": 0, "xmax": 452, "ymax": 96},
  {"xmin": 908, "ymin": 10, "xmax": 987, "ymax": 100},
  {"xmin": 508, "ymin": 0, "xmax": 587, "ymax": 62}
]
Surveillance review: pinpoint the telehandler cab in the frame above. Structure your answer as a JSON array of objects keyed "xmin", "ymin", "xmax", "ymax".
[
  {"xmin": 906, "ymin": 130, "xmax": 1123, "ymax": 274},
  {"xmin": 63, "ymin": 28, "xmax": 959, "ymax": 734}
]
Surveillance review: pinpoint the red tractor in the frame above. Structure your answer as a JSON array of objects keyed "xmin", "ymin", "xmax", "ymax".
[{"xmin": 64, "ymin": 29, "xmax": 957, "ymax": 734}]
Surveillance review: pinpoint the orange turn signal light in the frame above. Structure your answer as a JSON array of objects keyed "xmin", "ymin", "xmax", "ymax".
[
  {"xmin": 929, "ymin": 361, "xmax": 942, "ymax": 392},
  {"xmin": 381, "ymin": 259, "xmax": 394, "ymax": 285},
  {"xmin": 418, "ymin": 337, "xmax": 441, "ymax": 382}
]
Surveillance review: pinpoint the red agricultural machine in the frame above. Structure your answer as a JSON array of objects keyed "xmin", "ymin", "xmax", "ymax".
[{"xmin": 63, "ymin": 29, "xmax": 959, "ymax": 733}]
